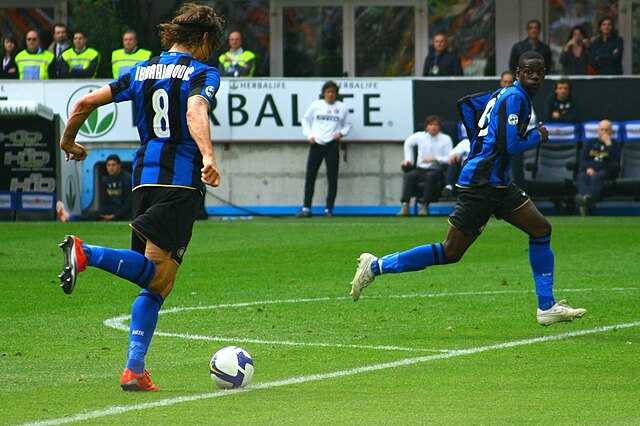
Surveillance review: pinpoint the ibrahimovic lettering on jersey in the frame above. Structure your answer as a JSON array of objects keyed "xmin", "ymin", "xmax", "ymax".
[
  {"xmin": 109, "ymin": 51, "xmax": 220, "ymax": 191},
  {"xmin": 133, "ymin": 63, "xmax": 195, "ymax": 81}
]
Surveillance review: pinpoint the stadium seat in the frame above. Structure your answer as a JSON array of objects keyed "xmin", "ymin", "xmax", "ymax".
[
  {"xmin": 604, "ymin": 121, "xmax": 640, "ymax": 200},
  {"xmin": 524, "ymin": 123, "xmax": 581, "ymax": 209},
  {"xmin": 581, "ymin": 121, "xmax": 621, "ymax": 142}
]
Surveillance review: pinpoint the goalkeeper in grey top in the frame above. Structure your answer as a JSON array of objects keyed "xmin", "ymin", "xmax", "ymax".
[{"xmin": 296, "ymin": 80, "xmax": 352, "ymax": 218}]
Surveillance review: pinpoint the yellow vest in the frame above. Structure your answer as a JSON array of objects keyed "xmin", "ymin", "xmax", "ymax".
[
  {"xmin": 111, "ymin": 48, "xmax": 152, "ymax": 78},
  {"xmin": 61, "ymin": 47, "xmax": 101, "ymax": 77},
  {"xmin": 218, "ymin": 49, "xmax": 256, "ymax": 77},
  {"xmin": 15, "ymin": 49, "xmax": 54, "ymax": 80}
]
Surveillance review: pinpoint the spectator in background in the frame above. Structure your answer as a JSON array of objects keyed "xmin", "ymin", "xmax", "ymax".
[
  {"xmin": 397, "ymin": 115, "xmax": 452, "ymax": 216},
  {"xmin": 509, "ymin": 19, "xmax": 552, "ymax": 73},
  {"xmin": 111, "ymin": 30, "xmax": 152, "ymax": 78},
  {"xmin": 48, "ymin": 23, "xmax": 70, "ymax": 58},
  {"xmin": 574, "ymin": 120, "xmax": 620, "ymax": 216},
  {"xmin": 441, "ymin": 138, "xmax": 470, "ymax": 199},
  {"xmin": 15, "ymin": 30, "xmax": 55, "ymax": 79},
  {"xmin": 423, "ymin": 33, "xmax": 463, "ymax": 76},
  {"xmin": 543, "ymin": 78, "xmax": 581, "ymax": 123},
  {"xmin": 560, "ymin": 25, "xmax": 589, "ymax": 75},
  {"xmin": 56, "ymin": 154, "xmax": 132, "ymax": 222},
  {"xmin": 48, "ymin": 23, "xmax": 70, "ymax": 78},
  {"xmin": 218, "ymin": 31, "xmax": 256, "ymax": 77},
  {"xmin": 296, "ymin": 80, "xmax": 352, "ymax": 218},
  {"xmin": 500, "ymin": 70, "xmax": 515, "ymax": 87},
  {"xmin": 589, "ymin": 17, "xmax": 623, "ymax": 75},
  {"xmin": 59, "ymin": 30, "xmax": 100, "ymax": 78},
  {"xmin": 1, "ymin": 34, "xmax": 19, "ymax": 79}
]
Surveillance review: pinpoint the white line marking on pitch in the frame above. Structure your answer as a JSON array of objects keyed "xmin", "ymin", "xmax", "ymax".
[
  {"xmin": 103, "ymin": 287, "xmax": 637, "ymax": 353},
  {"xmin": 21, "ymin": 321, "xmax": 640, "ymax": 426}
]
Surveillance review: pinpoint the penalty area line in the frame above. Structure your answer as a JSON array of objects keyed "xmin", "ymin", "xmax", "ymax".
[{"xmin": 20, "ymin": 321, "xmax": 640, "ymax": 426}]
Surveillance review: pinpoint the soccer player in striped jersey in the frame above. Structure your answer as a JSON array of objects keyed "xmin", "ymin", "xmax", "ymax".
[
  {"xmin": 57, "ymin": 3, "xmax": 225, "ymax": 391},
  {"xmin": 350, "ymin": 52, "xmax": 586, "ymax": 326}
]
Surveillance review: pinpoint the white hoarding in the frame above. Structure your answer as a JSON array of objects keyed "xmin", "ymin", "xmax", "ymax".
[{"xmin": 0, "ymin": 79, "xmax": 413, "ymax": 142}]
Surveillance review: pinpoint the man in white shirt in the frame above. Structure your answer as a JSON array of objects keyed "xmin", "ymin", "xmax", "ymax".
[
  {"xmin": 398, "ymin": 115, "xmax": 453, "ymax": 216},
  {"xmin": 296, "ymin": 80, "xmax": 352, "ymax": 218}
]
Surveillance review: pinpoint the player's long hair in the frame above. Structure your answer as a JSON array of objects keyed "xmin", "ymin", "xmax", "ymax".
[{"xmin": 158, "ymin": 2, "xmax": 225, "ymax": 52}]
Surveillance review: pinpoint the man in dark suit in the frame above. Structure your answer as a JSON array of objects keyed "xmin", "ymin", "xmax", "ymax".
[
  {"xmin": 423, "ymin": 33, "xmax": 463, "ymax": 76},
  {"xmin": 509, "ymin": 19, "xmax": 552, "ymax": 73}
]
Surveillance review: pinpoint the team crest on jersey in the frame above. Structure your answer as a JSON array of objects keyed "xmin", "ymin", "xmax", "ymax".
[
  {"xmin": 205, "ymin": 85, "xmax": 215, "ymax": 99},
  {"xmin": 508, "ymin": 114, "xmax": 519, "ymax": 125}
]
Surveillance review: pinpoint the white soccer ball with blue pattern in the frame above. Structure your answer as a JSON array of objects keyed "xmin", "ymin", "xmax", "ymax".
[{"xmin": 209, "ymin": 346, "xmax": 254, "ymax": 389}]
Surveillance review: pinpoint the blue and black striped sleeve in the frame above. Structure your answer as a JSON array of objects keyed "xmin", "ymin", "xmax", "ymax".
[
  {"xmin": 188, "ymin": 66, "xmax": 220, "ymax": 108},
  {"xmin": 109, "ymin": 73, "xmax": 132, "ymax": 102},
  {"xmin": 503, "ymin": 95, "xmax": 541, "ymax": 155}
]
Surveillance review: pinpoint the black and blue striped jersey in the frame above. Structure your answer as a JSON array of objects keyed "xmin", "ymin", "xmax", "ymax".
[
  {"xmin": 457, "ymin": 81, "xmax": 541, "ymax": 188},
  {"xmin": 109, "ymin": 51, "xmax": 220, "ymax": 191}
]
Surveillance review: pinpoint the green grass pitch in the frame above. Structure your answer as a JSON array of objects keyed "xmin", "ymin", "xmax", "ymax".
[{"xmin": 1, "ymin": 216, "xmax": 639, "ymax": 425}]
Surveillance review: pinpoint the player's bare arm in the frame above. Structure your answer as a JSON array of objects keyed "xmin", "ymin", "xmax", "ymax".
[
  {"xmin": 60, "ymin": 85, "xmax": 114, "ymax": 161},
  {"xmin": 187, "ymin": 95, "xmax": 220, "ymax": 187}
]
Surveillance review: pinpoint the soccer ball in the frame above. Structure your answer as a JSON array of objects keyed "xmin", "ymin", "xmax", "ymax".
[{"xmin": 209, "ymin": 346, "xmax": 254, "ymax": 389}]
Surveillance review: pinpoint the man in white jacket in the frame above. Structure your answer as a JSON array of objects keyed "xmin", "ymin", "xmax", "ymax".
[
  {"xmin": 296, "ymin": 80, "xmax": 352, "ymax": 217},
  {"xmin": 398, "ymin": 115, "xmax": 453, "ymax": 216}
]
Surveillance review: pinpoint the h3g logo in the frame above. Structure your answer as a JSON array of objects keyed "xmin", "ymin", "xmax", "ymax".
[{"xmin": 66, "ymin": 85, "xmax": 117, "ymax": 138}]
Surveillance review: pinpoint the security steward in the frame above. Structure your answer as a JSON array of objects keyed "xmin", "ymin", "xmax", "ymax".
[
  {"xmin": 60, "ymin": 30, "xmax": 100, "ymax": 78},
  {"xmin": 217, "ymin": 31, "xmax": 256, "ymax": 77},
  {"xmin": 15, "ymin": 30, "xmax": 55, "ymax": 79},
  {"xmin": 111, "ymin": 30, "xmax": 152, "ymax": 78}
]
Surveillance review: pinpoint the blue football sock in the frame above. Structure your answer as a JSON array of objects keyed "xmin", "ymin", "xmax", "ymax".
[
  {"xmin": 82, "ymin": 243, "xmax": 156, "ymax": 288},
  {"xmin": 126, "ymin": 290, "xmax": 164, "ymax": 374},
  {"xmin": 378, "ymin": 243, "xmax": 445, "ymax": 274},
  {"xmin": 529, "ymin": 235, "xmax": 555, "ymax": 310}
]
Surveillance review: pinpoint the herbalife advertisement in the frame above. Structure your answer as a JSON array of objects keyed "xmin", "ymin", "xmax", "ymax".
[{"xmin": 0, "ymin": 79, "xmax": 414, "ymax": 143}]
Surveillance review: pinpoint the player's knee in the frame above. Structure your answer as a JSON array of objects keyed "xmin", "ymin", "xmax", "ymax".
[
  {"xmin": 530, "ymin": 219, "xmax": 552, "ymax": 238},
  {"xmin": 441, "ymin": 243, "xmax": 465, "ymax": 264},
  {"xmin": 146, "ymin": 259, "xmax": 176, "ymax": 298}
]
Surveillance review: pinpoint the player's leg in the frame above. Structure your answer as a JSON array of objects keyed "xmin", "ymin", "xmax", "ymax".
[
  {"xmin": 503, "ymin": 200, "xmax": 555, "ymax": 306},
  {"xmin": 57, "ymin": 235, "xmax": 156, "ymax": 294},
  {"xmin": 350, "ymin": 187, "xmax": 487, "ymax": 301},
  {"xmin": 324, "ymin": 141, "xmax": 339, "ymax": 214},
  {"xmin": 120, "ymin": 187, "xmax": 199, "ymax": 390},
  {"xmin": 349, "ymin": 224, "xmax": 476, "ymax": 301},
  {"xmin": 121, "ymin": 241, "xmax": 177, "ymax": 391},
  {"xmin": 503, "ymin": 198, "xmax": 585, "ymax": 325},
  {"xmin": 379, "ymin": 224, "xmax": 475, "ymax": 274}
]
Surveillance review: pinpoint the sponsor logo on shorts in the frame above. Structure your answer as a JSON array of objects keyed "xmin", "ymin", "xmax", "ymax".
[{"xmin": 177, "ymin": 247, "xmax": 186, "ymax": 258}]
